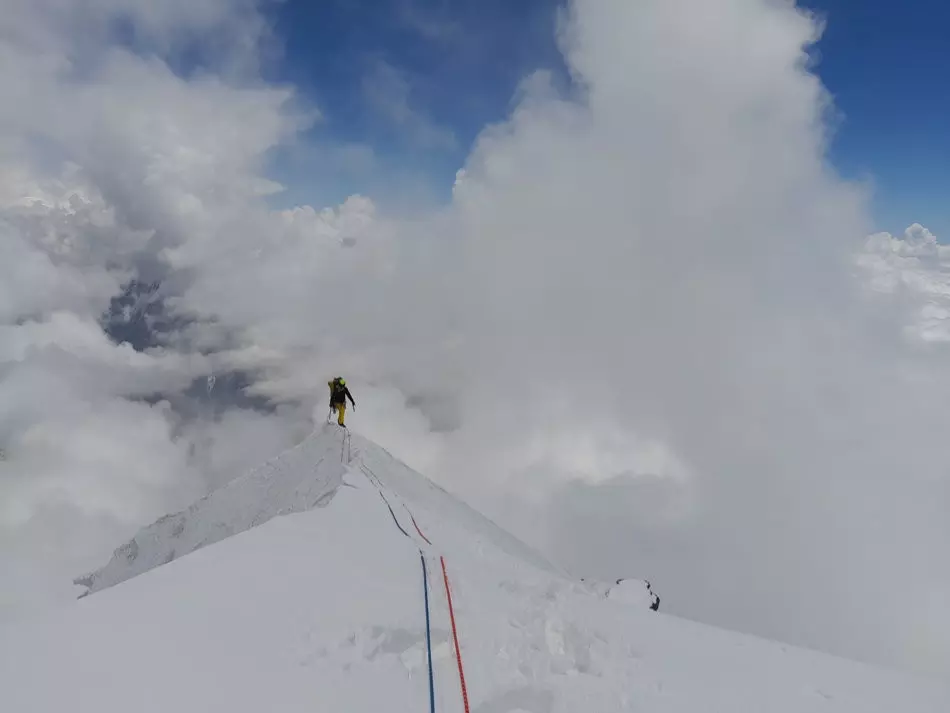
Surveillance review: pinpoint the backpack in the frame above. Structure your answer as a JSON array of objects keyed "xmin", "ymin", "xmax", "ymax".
[{"xmin": 330, "ymin": 379, "xmax": 347, "ymax": 403}]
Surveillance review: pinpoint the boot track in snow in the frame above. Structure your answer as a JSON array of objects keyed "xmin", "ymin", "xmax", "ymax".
[{"xmin": 356, "ymin": 434, "xmax": 470, "ymax": 713}]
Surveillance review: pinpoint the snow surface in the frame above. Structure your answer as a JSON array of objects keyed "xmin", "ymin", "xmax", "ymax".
[
  {"xmin": 2, "ymin": 424, "xmax": 947, "ymax": 712},
  {"xmin": 74, "ymin": 425, "xmax": 565, "ymax": 595}
]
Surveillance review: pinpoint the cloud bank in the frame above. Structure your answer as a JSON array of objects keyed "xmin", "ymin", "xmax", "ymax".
[{"xmin": 2, "ymin": 0, "xmax": 949, "ymax": 679}]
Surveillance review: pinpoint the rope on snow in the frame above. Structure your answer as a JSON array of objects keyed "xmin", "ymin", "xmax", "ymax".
[
  {"xmin": 421, "ymin": 553, "xmax": 436, "ymax": 713},
  {"xmin": 441, "ymin": 556, "xmax": 471, "ymax": 713}
]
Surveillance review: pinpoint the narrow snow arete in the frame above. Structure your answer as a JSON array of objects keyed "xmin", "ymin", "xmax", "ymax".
[{"xmin": 1, "ymin": 425, "xmax": 947, "ymax": 713}]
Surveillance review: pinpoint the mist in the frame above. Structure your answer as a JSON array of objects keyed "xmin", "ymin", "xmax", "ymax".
[{"xmin": 2, "ymin": 0, "xmax": 949, "ymax": 678}]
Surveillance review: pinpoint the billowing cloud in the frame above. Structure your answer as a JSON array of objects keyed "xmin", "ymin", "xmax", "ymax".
[
  {"xmin": 858, "ymin": 223, "xmax": 950, "ymax": 343},
  {"xmin": 2, "ymin": 0, "xmax": 949, "ymax": 681},
  {"xmin": 0, "ymin": 0, "xmax": 309, "ymax": 615}
]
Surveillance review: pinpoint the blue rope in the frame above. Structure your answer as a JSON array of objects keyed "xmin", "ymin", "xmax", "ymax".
[
  {"xmin": 421, "ymin": 553, "xmax": 436, "ymax": 713},
  {"xmin": 380, "ymin": 492, "xmax": 411, "ymax": 539},
  {"xmin": 371, "ymin": 473, "xmax": 435, "ymax": 712}
]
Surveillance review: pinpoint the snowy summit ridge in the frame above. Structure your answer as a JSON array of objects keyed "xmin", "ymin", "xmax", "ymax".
[
  {"xmin": 75, "ymin": 424, "xmax": 567, "ymax": 596},
  {"xmin": 2, "ymin": 425, "xmax": 948, "ymax": 712}
]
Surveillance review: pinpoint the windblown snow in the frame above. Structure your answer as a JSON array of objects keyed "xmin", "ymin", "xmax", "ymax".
[{"xmin": 1, "ymin": 425, "xmax": 947, "ymax": 712}]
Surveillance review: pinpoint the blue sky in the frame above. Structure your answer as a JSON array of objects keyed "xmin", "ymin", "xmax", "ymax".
[
  {"xmin": 267, "ymin": 0, "xmax": 950, "ymax": 237},
  {"xmin": 266, "ymin": 0, "xmax": 567, "ymax": 210},
  {"xmin": 799, "ymin": 0, "xmax": 950, "ymax": 238}
]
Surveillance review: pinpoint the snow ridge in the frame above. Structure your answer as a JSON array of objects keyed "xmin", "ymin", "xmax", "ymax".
[
  {"xmin": 76, "ymin": 423, "xmax": 564, "ymax": 597},
  {"xmin": 2, "ymin": 423, "xmax": 948, "ymax": 713},
  {"xmin": 75, "ymin": 425, "xmax": 349, "ymax": 595}
]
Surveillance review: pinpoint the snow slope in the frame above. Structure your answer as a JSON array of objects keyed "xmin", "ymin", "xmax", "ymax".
[
  {"xmin": 74, "ymin": 424, "xmax": 567, "ymax": 595},
  {"xmin": 2, "ymin": 425, "xmax": 947, "ymax": 712}
]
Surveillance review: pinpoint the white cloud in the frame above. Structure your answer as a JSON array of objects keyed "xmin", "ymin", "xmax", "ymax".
[
  {"xmin": 353, "ymin": 0, "xmax": 949, "ymax": 677},
  {"xmin": 858, "ymin": 223, "xmax": 950, "ymax": 343},
  {"xmin": 0, "ymin": 0, "xmax": 311, "ymax": 621},
  {"xmin": 3, "ymin": 0, "xmax": 272, "ymax": 73},
  {"xmin": 3, "ymin": 0, "xmax": 950, "ymax": 681}
]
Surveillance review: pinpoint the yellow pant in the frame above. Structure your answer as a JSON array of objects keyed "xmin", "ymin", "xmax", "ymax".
[{"xmin": 332, "ymin": 402, "xmax": 346, "ymax": 426}]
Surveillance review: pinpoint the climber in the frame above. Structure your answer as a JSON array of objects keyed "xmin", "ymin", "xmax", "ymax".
[{"xmin": 328, "ymin": 376, "xmax": 356, "ymax": 427}]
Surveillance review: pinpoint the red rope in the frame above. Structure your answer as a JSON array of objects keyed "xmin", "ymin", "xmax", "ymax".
[
  {"xmin": 410, "ymin": 514, "xmax": 433, "ymax": 545},
  {"xmin": 441, "ymin": 556, "xmax": 470, "ymax": 713}
]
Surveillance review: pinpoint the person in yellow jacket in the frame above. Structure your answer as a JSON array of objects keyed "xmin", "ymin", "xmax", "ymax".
[{"xmin": 328, "ymin": 377, "xmax": 356, "ymax": 427}]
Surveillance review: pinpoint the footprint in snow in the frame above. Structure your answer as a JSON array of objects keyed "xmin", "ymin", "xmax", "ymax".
[
  {"xmin": 473, "ymin": 685, "xmax": 554, "ymax": 713},
  {"xmin": 304, "ymin": 625, "xmax": 450, "ymax": 673}
]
